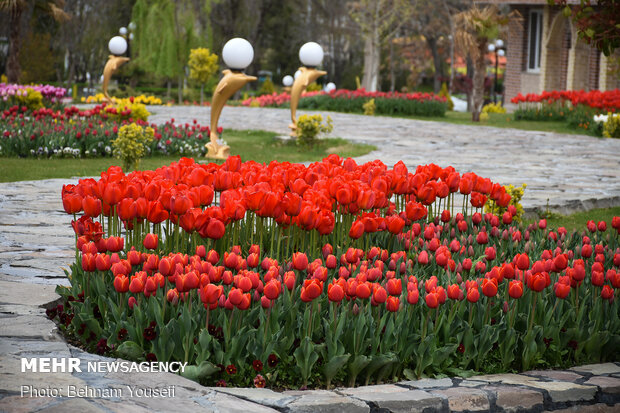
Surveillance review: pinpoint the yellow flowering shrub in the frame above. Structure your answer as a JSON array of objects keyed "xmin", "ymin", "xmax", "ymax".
[
  {"xmin": 111, "ymin": 123, "xmax": 154, "ymax": 171},
  {"xmin": 83, "ymin": 93, "xmax": 162, "ymax": 105},
  {"xmin": 483, "ymin": 102, "xmax": 506, "ymax": 114},
  {"xmin": 602, "ymin": 112, "xmax": 620, "ymax": 139},
  {"xmin": 363, "ymin": 98, "xmax": 376, "ymax": 116},
  {"xmin": 438, "ymin": 82, "xmax": 454, "ymax": 111},
  {"xmin": 306, "ymin": 82, "xmax": 323, "ymax": 92},
  {"xmin": 107, "ymin": 99, "xmax": 150, "ymax": 122},
  {"xmin": 296, "ymin": 114, "xmax": 333, "ymax": 146},
  {"xmin": 484, "ymin": 183, "xmax": 527, "ymax": 222},
  {"xmin": 15, "ymin": 88, "xmax": 44, "ymax": 110}
]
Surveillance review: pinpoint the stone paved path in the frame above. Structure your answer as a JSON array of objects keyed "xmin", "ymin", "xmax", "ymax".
[
  {"xmin": 1, "ymin": 109, "xmax": 620, "ymax": 412},
  {"xmin": 148, "ymin": 105, "xmax": 620, "ymax": 213}
]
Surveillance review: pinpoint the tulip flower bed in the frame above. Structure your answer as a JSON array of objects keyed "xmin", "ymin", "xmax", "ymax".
[
  {"xmin": 511, "ymin": 89, "xmax": 620, "ymax": 135},
  {"xmin": 242, "ymin": 89, "xmax": 447, "ymax": 117},
  {"xmin": 54, "ymin": 156, "xmax": 620, "ymax": 389},
  {"xmin": 0, "ymin": 105, "xmax": 214, "ymax": 157},
  {"xmin": 0, "ymin": 82, "xmax": 67, "ymax": 111}
]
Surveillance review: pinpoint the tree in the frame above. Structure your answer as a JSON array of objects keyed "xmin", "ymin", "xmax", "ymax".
[
  {"xmin": 348, "ymin": 0, "xmax": 413, "ymax": 92},
  {"xmin": 454, "ymin": 5, "xmax": 511, "ymax": 122},
  {"xmin": 1, "ymin": 0, "xmax": 69, "ymax": 82},
  {"xmin": 188, "ymin": 47, "xmax": 218, "ymax": 105},
  {"xmin": 548, "ymin": 0, "xmax": 620, "ymax": 56},
  {"xmin": 132, "ymin": 0, "xmax": 197, "ymax": 102}
]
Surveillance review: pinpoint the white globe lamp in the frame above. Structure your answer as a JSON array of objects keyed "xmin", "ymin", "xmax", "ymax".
[
  {"xmin": 324, "ymin": 82, "xmax": 336, "ymax": 92},
  {"xmin": 498, "ymin": 49, "xmax": 505, "ymax": 57},
  {"xmin": 222, "ymin": 38, "xmax": 254, "ymax": 71},
  {"xmin": 119, "ymin": 27, "xmax": 128, "ymax": 36},
  {"xmin": 282, "ymin": 75, "xmax": 294, "ymax": 87},
  {"xmin": 299, "ymin": 42, "xmax": 324, "ymax": 67},
  {"xmin": 487, "ymin": 43, "xmax": 495, "ymax": 52},
  {"xmin": 108, "ymin": 36, "xmax": 128, "ymax": 55},
  {"xmin": 495, "ymin": 39, "xmax": 504, "ymax": 48},
  {"xmin": 294, "ymin": 70, "xmax": 301, "ymax": 80}
]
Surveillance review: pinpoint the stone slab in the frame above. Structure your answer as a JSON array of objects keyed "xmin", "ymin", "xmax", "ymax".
[
  {"xmin": 283, "ymin": 390, "xmax": 370, "ymax": 413},
  {"xmin": 583, "ymin": 376, "xmax": 620, "ymax": 394},
  {"xmin": 543, "ymin": 404, "xmax": 620, "ymax": 413},
  {"xmin": 339, "ymin": 386, "xmax": 443, "ymax": 413},
  {"xmin": 430, "ymin": 386, "xmax": 489, "ymax": 412},
  {"xmin": 212, "ymin": 386, "xmax": 298, "ymax": 408},
  {"xmin": 524, "ymin": 369, "xmax": 583, "ymax": 382},
  {"xmin": 400, "ymin": 377, "xmax": 453, "ymax": 389},
  {"xmin": 0, "ymin": 279, "xmax": 59, "ymax": 306},
  {"xmin": 571, "ymin": 363, "xmax": 620, "ymax": 376},
  {"xmin": 0, "ymin": 314, "xmax": 57, "ymax": 339},
  {"xmin": 483, "ymin": 385, "xmax": 544, "ymax": 412}
]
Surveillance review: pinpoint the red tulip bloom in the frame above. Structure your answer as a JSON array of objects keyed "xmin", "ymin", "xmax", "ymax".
[
  {"xmin": 528, "ymin": 272, "xmax": 547, "ymax": 292},
  {"xmin": 292, "ymin": 252, "xmax": 309, "ymax": 271},
  {"xmin": 129, "ymin": 275, "xmax": 145, "ymax": 294},
  {"xmin": 447, "ymin": 284, "xmax": 461, "ymax": 300},
  {"xmin": 82, "ymin": 196, "xmax": 102, "ymax": 217},
  {"xmin": 373, "ymin": 286, "xmax": 388, "ymax": 304},
  {"xmin": 143, "ymin": 233, "xmax": 158, "ymax": 250},
  {"xmin": 407, "ymin": 289, "xmax": 419, "ymax": 305},
  {"xmin": 300, "ymin": 279, "xmax": 323, "ymax": 302},
  {"xmin": 425, "ymin": 292, "xmax": 439, "ymax": 308},
  {"xmin": 597, "ymin": 221, "xmax": 607, "ymax": 232},
  {"xmin": 263, "ymin": 280, "xmax": 281, "ymax": 300},
  {"xmin": 601, "ymin": 285, "xmax": 614, "ymax": 300},
  {"xmin": 81, "ymin": 253, "xmax": 96, "ymax": 272},
  {"xmin": 95, "ymin": 254, "xmax": 111, "ymax": 272},
  {"xmin": 386, "ymin": 296, "xmax": 400, "ymax": 312},
  {"xmin": 482, "ymin": 278, "xmax": 498, "ymax": 297},
  {"xmin": 554, "ymin": 282, "xmax": 570, "ymax": 299},
  {"xmin": 386, "ymin": 278, "xmax": 402, "ymax": 296},
  {"xmin": 515, "ymin": 253, "xmax": 530, "ymax": 271},
  {"xmin": 508, "ymin": 280, "xmax": 523, "ymax": 299},
  {"xmin": 328, "ymin": 284, "xmax": 345, "ymax": 302},
  {"xmin": 466, "ymin": 287, "xmax": 480, "ymax": 303}
]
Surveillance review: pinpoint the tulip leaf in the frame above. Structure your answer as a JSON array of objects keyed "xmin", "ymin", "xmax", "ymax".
[
  {"xmin": 294, "ymin": 336, "xmax": 319, "ymax": 386},
  {"xmin": 116, "ymin": 341, "xmax": 144, "ymax": 360},
  {"xmin": 180, "ymin": 361, "xmax": 219, "ymax": 382},
  {"xmin": 323, "ymin": 353, "xmax": 350, "ymax": 385}
]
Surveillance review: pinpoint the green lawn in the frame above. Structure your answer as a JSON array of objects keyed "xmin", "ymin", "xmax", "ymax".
[
  {"xmin": 525, "ymin": 207, "xmax": 620, "ymax": 233},
  {"xmin": 0, "ymin": 129, "xmax": 374, "ymax": 182}
]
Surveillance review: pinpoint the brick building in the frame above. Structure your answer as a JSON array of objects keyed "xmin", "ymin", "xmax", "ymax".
[{"xmin": 480, "ymin": 0, "xmax": 620, "ymax": 104}]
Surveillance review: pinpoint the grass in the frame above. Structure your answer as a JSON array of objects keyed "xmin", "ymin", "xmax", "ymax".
[
  {"xmin": 0, "ymin": 129, "xmax": 374, "ymax": 182},
  {"xmin": 525, "ymin": 207, "xmax": 620, "ymax": 233}
]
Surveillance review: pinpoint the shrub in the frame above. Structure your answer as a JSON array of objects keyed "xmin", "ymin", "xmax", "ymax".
[
  {"xmin": 484, "ymin": 183, "xmax": 526, "ymax": 221},
  {"xmin": 363, "ymin": 98, "xmax": 376, "ymax": 116},
  {"xmin": 296, "ymin": 114, "xmax": 333, "ymax": 146},
  {"xmin": 603, "ymin": 113, "xmax": 620, "ymax": 138},
  {"xmin": 566, "ymin": 105, "xmax": 600, "ymax": 134},
  {"xmin": 111, "ymin": 123, "xmax": 154, "ymax": 171},
  {"xmin": 439, "ymin": 82, "xmax": 454, "ymax": 111},
  {"xmin": 482, "ymin": 102, "xmax": 506, "ymax": 114},
  {"xmin": 258, "ymin": 78, "xmax": 275, "ymax": 96},
  {"xmin": 14, "ymin": 88, "xmax": 44, "ymax": 111},
  {"xmin": 306, "ymin": 82, "xmax": 323, "ymax": 92}
]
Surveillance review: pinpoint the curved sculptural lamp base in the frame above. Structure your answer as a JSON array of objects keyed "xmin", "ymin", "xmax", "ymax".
[
  {"xmin": 206, "ymin": 69, "xmax": 256, "ymax": 160},
  {"xmin": 289, "ymin": 67, "xmax": 327, "ymax": 136},
  {"xmin": 102, "ymin": 55, "xmax": 130, "ymax": 104},
  {"xmin": 205, "ymin": 139, "xmax": 231, "ymax": 160}
]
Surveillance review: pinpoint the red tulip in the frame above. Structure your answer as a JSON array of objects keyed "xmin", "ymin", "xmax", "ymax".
[
  {"xmin": 372, "ymin": 286, "xmax": 388, "ymax": 304},
  {"xmin": 466, "ymin": 287, "xmax": 480, "ymax": 303},
  {"xmin": 81, "ymin": 253, "xmax": 96, "ymax": 272},
  {"xmin": 515, "ymin": 253, "xmax": 530, "ymax": 271},
  {"xmin": 328, "ymin": 284, "xmax": 344, "ymax": 302},
  {"xmin": 482, "ymin": 278, "xmax": 498, "ymax": 297},
  {"xmin": 554, "ymin": 282, "xmax": 570, "ymax": 299},
  {"xmin": 292, "ymin": 252, "xmax": 309, "ymax": 271},
  {"xmin": 386, "ymin": 296, "xmax": 400, "ymax": 312},
  {"xmin": 425, "ymin": 292, "xmax": 439, "ymax": 308},
  {"xmin": 263, "ymin": 280, "xmax": 281, "ymax": 300},
  {"xmin": 386, "ymin": 278, "xmax": 402, "ymax": 296},
  {"xmin": 508, "ymin": 280, "xmax": 523, "ymax": 299},
  {"xmin": 601, "ymin": 285, "xmax": 614, "ymax": 300},
  {"xmin": 82, "ymin": 196, "xmax": 102, "ymax": 217},
  {"xmin": 143, "ymin": 233, "xmax": 158, "ymax": 250},
  {"xmin": 95, "ymin": 254, "xmax": 111, "ymax": 271}
]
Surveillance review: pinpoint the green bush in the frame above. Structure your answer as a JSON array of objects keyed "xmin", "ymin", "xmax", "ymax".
[
  {"xmin": 297, "ymin": 95, "xmax": 446, "ymax": 117},
  {"xmin": 111, "ymin": 123, "xmax": 154, "ymax": 171},
  {"xmin": 603, "ymin": 114, "xmax": 620, "ymax": 138},
  {"xmin": 296, "ymin": 114, "xmax": 333, "ymax": 146},
  {"xmin": 566, "ymin": 105, "xmax": 602, "ymax": 135}
]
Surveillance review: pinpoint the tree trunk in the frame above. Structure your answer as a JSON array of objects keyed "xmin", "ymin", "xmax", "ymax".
[
  {"xmin": 427, "ymin": 37, "xmax": 443, "ymax": 94},
  {"xmin": 167, "ymin": 80, "xmax": 171, "ymax": 99},
  {"xmin": 178, "ymin": 74, "xmax": 183, "ymax": 104},
  {"xmin": 471, "ymin": 43, "xmax": 487, "ymax": 122},
  {"xmin": 200, "ymin": 84, "xmax": 204, "ymax": 106},
  {"xmin": 389, "ymin": 39, "xmax": 395, "ymax": 92},
  {"xmin": 6, "ymin": 6, "xmax": 24, "ymax": 83},
  {"xmin": 361, "ymin": 26, "xmax": 380, "ymax": 92},
  {"xmin": 466, "ymin": 57, "xmax": 474, "ymax": 111}
]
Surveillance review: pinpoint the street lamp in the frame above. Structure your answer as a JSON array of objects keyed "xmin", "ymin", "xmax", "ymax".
[
  {"xmin": 324, "ymin": 82, "xmax": 336, "ymax": 93},
  {"xmin": 289, "ymin": 42, "xmax": 327, "ymax": 134},
  {"xmin": 102, "ymin": 35, "xmax": 129, "ymax": 103},
  {"xmin": 488, "ymin": 39, "xmax": 506, "ymax": 104},
  {"xmin": 207, "ymin": 38, "xmax": 257, "ymax": 159}
]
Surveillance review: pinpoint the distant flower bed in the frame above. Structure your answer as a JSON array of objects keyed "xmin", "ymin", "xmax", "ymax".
[
  {"xmin": 83, "ymin": 93, "xmax": 163, "ymax": 105},
  {"xmin": 0, "ymin": 105, "xmax": 213, "ymax": 158},
  {"xmin": 242, "ymin": 89, "xmax": 448, "ymax": 117},
  {"xmin": 510, "ymin": 89, "xmax": 620, "ymax": 136},
  {"xmin": 511, "ymin": 89, "xmax": 620, "ymax": 112},
  {"xmin": 0, "ymin": 83, "xmax": 67, "ymax": 111}
]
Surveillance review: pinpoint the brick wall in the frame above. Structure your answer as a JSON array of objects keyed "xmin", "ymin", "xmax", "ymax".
[{"xmin": 504, "ymin": 5, "xmax": 527, "ymax": 102}]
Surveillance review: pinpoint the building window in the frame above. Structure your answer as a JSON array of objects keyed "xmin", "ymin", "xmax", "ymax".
[{"xmin": 528, "ymin": 9, "xmax": 543, "ymax": 71}]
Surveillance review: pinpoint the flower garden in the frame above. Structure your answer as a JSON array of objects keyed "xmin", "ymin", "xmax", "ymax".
[
  {"xmin": 1, "ymin": 83, "xmax": 214, "ymax": 158},
  {"xmin": 511, "ymin": 89, "xmax": 620, "ymax": 137},
  {"xmin": 242, "ymin": 89, "xmax": 448, "ymax": 117},
  {"xmin": 54, "ymin": 155, "xmax": 620, "ymax": 389}
]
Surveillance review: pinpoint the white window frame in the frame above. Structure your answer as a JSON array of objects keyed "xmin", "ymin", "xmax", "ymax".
[{"xmin": 527, "ymin": 9, "xmax": 543, "ymax": 72}]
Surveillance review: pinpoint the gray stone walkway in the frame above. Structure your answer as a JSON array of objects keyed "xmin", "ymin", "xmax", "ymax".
[{"xmin": 148, "ymin": 105, "xmax": 620, "ymax": 213}]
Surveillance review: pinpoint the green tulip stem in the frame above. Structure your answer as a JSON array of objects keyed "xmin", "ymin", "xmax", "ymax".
[{"xmin": 527, "ymin": 293, "xmax": 538, "ymax": 335}]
